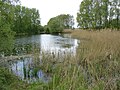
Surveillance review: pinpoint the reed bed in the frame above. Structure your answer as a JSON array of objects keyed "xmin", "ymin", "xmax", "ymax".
[
  {"xmin": 71, "ymin": 30, "xmax": 120, "ymax": 90},
  {"xmin": 27, "ymin": 30, "xmax": 120, "ymax": 90}
]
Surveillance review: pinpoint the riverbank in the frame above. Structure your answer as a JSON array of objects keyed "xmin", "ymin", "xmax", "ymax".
[
  {"xmin": 0, "ymin": 54, "xmax": 32, "ymax": 61},
  {"xmin": 0, "ymin": 29, "xmax": 120, "ymax": 90}
]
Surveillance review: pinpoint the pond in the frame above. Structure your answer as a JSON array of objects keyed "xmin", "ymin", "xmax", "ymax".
[
  {"xmin": 15, "ymin": 34, "xmax": 78, "ymax": 55},
  {"xmin": 8, "ymin": 34, "xmax": 79, "ymax": 83}
]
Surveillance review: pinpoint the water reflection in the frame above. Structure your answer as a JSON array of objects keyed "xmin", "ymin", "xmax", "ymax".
[
  {"xmin": 15, "ymin": 34, "xmax": 78, "ymax": 55},
  {"xmin": 10, "ymin": 34, "xmax": 79, "ymax": 82},
  {"xmin": 9, "ymin": 57, "xmax": 50, "ymax": 83}
]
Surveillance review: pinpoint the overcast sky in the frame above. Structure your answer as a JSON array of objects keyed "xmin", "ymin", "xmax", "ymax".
[{"xmin": 20, "ymin": 0, "xmax": 82, "ymax": 27}]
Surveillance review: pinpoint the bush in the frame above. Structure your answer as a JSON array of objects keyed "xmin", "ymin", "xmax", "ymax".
[{"xmin": 0, "ymin": 67, "xmax": 27, "ymax": 90}]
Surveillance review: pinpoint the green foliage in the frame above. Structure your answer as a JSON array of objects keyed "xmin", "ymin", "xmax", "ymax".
[
  {"xmin": 0, "ymin": 67, "xmax": 15, "ymax": 89},
  {"xmin": 0, "ymin": 0, "xmax": 42, "ymax": 55},
  {"xmin": 57, "ymin": 14, "xmax": 74, "ymax": 29},
  {"xmin": 0, "ymin": 0, "xmax": 42, "ymax": 35},
  {"xmin": 0, "ymin": 0, "xmax": 16, "ymax": 55},
  {"xmin": 0, "ymin": 24, "xmax": 15, "ymax": 54},
  {"xmin": 44, "ymin": 25, "xmax": 50, "ymax": 33},
  {"xmin": 0, "ymin": 67, "xmax": 26, "ymax": 90},
  {"xmin": 47, "ymin": 14, "xmax": 74, "ymax": 34},
  {"xmin": 26, "ymin": 82, "xmax": 49, "ymax": 90},
  {"xmin": 47, "ymin": 17, "xmax": 64, "ymax": 33},
  {"xmin": 12, "ymin": 5, "xmax": 41, "ymax": 35},
  {"xmin": 77, "ymin": 0, "xmax": 120, "ymax": 30}
]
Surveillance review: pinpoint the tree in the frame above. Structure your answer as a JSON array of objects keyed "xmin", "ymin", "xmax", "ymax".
[
  {"xmin": 47, "ymin": 14, "xmax": 74, "ymax": 33},
  {"xmin": 47, "ymin": 17, "xmax": 64, "ymax": 33},
  {"xmin": 0, "ymin": 24, "xmax": 15, "ymax": 54},
  {"xmin": 0, "ymin": 0, "xmax": 43, "ymax": 56},
  {"xmin": 77, "ymin": 0, "xmax": 120, "ymax": 30},
  {"xmin": 109, "ymin": 0, "xmax": 120, "ymax": 29},
  {"xmin": 0, "ymin": 0, "xmax": 19, "ymax": 55},
  {"xmin": 77, "ymin": 0, "xmax": 94, "ymax": 29},
  {"xmin": 57, "ymin": 14, "xmax": 74, "ymax": 29},
  {"xmin": 12, "ymin": 5, "xmax": 41, "ymax": 34}
]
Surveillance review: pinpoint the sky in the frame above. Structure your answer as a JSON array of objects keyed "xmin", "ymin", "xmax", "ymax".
[{"xmin": 20, "ymin": 0, "xmax": 82, "ymax": 27}]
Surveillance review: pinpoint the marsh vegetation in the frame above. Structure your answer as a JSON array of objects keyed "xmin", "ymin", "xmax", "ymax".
[
  {"xmin": 0, "ymin": 0, "xmax": 120, "ymax": 90},
  {"xmin": 1, "ymin": 30, "xmax": 120, "ymax": 90}
]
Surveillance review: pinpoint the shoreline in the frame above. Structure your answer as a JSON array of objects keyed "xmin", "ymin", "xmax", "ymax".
[{"xmin": 0, "ymin": 54, "xmax": 33, "ymax": 64}]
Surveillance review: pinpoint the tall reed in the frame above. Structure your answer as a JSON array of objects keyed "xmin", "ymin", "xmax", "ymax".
[{"xmin": 40, "ymin": 30, "xmax": 120, "ymax": 90}]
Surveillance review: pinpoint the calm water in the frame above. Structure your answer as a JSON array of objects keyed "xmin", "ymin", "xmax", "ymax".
[
  {"xmin": 8, "ymin": 34, "xmax": 79, "ymax": 83},
  {"xmin": 15, "ymin": 34, "xmax": 78, "ymax": 55},
  {"xmin": 9, "ymin": 57, "xmax": 50, "ymax": 83}
]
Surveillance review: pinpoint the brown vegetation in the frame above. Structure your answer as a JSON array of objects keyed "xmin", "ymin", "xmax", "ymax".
[{"xmin": 34, "ymin": 29, "xmax": 120, "ymax": 90}]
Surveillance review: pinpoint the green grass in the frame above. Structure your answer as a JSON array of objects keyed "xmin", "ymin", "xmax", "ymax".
[{"xmin": 0, "ymin": 67, "xmax": 28, "ymax": 90}]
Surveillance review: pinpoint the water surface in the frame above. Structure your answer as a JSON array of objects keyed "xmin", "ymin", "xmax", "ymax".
[
  {"xmin": 15, "ymin": 34, "xmax": 78, "ymax": 55},
  {"xmin": 9, "ymin": 34, "xmax": 79, "ymax": 82}
]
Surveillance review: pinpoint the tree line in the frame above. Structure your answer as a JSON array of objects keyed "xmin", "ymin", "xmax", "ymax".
[
  {"xmin": 0, "ymin": 0, "xmax": 42, "ymax": 35},
  {"xmin": 77, "ymin": 0, "xmax": 120, "ymax": 30},
  {"xmin": 12, "ymin": 5, "xmax": 43, "ymax": 35}
]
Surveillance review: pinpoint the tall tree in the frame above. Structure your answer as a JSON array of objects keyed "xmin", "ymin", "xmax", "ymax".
[
  {"xmin": 77, "ymin": 0, "xmax": 95, "ymax": 29},
  {"xmin": 47, "ymin": 14, "xmax": 74, "ymax": 33},
  {"xmin": 0, "ymin": 0, "xmax": 19, "ymax": 55},
  {"xmin": 109, "ymin": 0, "xmax": 120, "ymax": 29},
  {"xmin": 57, "ymin": 14, "xmax": 74, "ymax": 29},
  {"xmin": 12, "ymin": 5, "xmax": 41, "ymax": 34},
  {"xmin": 47, "ymin": 17, "xmax": 64, "ymax": 33},
  {"xmin": 77, "ymin": 0, "xmax": 120, "ymax": 30}
]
